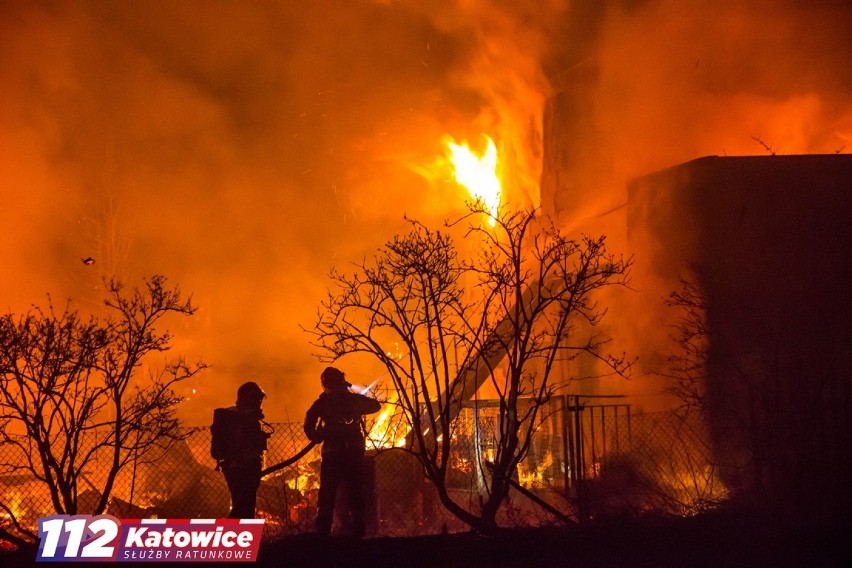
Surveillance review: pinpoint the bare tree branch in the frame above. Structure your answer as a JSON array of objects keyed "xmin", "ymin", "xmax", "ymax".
[
  {"xmin": 306, "ymin": 204, "xmax": 633, "ymax": 533},
  {"xmin": 0, "ymin": 275, "xmax": 206, "ymax": 539}
]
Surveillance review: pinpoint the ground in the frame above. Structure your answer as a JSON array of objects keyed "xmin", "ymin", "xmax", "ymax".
[{"xmin": 2, "ymin": 510, "xmax": 849, "ymax": 567}]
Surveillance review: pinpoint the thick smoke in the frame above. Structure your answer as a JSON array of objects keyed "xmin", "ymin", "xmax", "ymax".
[
  {"xmin": 538, "ymin": 1, "xmax": 852, "ymax": 409},
  {"xmin": 545, "ymin": 0, "xmax": 852, "ymax": 229},
  {"xmin": 0, "ymin": 1, "xmax": 557, "ymax": 422},
  {"xmin": 1, "ymin": 1, "xmax": 850, "ymax": 421}
]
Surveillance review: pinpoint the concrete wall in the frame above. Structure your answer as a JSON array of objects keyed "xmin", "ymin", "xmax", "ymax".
[{"xmin": 627, "ymin": 155, "xmax": 852, "ymax": 510}]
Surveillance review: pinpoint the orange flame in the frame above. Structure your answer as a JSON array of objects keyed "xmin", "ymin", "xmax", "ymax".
[
  {"xmin": 445, "ymin": 135, "xmax": 502, "ymax": 226},
  {"xmin": 366, "ymin": 403, "xmax": 409, "ymax": 450}
]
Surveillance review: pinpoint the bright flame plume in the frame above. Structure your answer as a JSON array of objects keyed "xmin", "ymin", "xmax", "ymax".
[{"xmin": 446, "ymin": 135, "xmax": 502, "ymax": 226}]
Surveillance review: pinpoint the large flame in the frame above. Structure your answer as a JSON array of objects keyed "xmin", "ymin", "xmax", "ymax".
[{"xmin": 446, "ymin": 135, "xmax": 502, "ymax": 226}]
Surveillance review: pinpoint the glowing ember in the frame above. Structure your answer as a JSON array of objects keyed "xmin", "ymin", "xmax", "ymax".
[
  {"xmin": 0, "ymin": 490, "xmax": 25, "ymax": 522},
  {"xmin": 286, "ymin": 464, "xmax": 320, "ymax": 494},
  {"xmin": 517, "ymin": 449, "xmax": 554, "ymax": 489},
  {"xmin": 445, "ymin": 135, "xmax": 502, "ymax": 226}
]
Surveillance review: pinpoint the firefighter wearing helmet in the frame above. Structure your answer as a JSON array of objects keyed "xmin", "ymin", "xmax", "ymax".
[
  {"xmin": 304, "ymin": 367, "xmax": 381, "ymax": 537},
  {"xmin": 211, "ymin": 381, "xmax": 271, "ymax": 518}
]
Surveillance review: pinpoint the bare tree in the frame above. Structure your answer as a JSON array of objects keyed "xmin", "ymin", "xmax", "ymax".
[
  {"xmin": 308, "ymin": 203, "xmax": 632, "ymax": 532},
  {"xmin": 0, "ymin": 275, "xmax": 206, "ymax": 536},
  {"xmin": 661, "ymin": 276, "xmax": 780, "ymax": 506},
  {"xmin": 659, "ymin": 275, "xmax": 825, "ymax": 509},
  {"xmin": 661, "ymin": 277, "xmax": 710, "ymax": 414}
]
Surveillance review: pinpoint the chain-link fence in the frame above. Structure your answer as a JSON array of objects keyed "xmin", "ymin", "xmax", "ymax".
[{"xmin": 1, "ymin": 403, "xmax": 725, "ymax": 543}]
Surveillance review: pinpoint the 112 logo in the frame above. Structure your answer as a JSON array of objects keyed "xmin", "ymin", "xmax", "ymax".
[{"xmin": 37, "ymin": 515, "xmax": 120, "ymax": 561}]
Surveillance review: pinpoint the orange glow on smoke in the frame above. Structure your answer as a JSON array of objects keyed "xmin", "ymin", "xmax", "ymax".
[{"xmin": 445, "ymin": 135, "xmax": 502, "ymax": 226}]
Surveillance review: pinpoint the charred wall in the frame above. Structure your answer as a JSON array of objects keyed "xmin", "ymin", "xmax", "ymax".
[{"xmin": 627, "ymin": 155, "xmax": 852, "ymax": 513}]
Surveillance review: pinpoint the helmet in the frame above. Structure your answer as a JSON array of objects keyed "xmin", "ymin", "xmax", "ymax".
[
  {"xmin": 320, "ymin": 367, "xmax": 351, "ymax": 390},
  {"xmin": 236, "ymin": 381, "xmax": 266, "ymax": 406}
]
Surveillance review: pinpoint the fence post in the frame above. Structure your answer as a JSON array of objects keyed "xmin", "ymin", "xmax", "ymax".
[
  {"xmin": 560, "ymin": 395, "xmax": 571, "ymax": 492},
  {"xmin": 573, "ymin": 395, "xmax": 587, "ymax": 523}
]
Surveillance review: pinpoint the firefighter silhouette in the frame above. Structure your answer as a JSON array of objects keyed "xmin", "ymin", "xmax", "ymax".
[
  {"xmin": 304, "ymin": 367, "xmax": 381, "ymax": 537},
  {"xmin": 211, "ymin": 381, "xmax": 271, "ymax": 518}
]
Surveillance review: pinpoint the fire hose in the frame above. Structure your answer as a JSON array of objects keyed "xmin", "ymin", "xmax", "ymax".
[{"xmin": 259, "ymin": 441, "xmax": 317, "ymax": 478}]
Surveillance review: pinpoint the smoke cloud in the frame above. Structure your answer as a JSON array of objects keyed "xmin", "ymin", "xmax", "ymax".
[
  {"xmin": 544, "ymin": 0, "xmax": 852, "ymax": 409},
  {"xmin": 2, "ymin": 1, "xmax": 850, "ymax": 422},
  {"xmin": 545, "ymin": 0, "xmax": 852, "ymax": 226}
]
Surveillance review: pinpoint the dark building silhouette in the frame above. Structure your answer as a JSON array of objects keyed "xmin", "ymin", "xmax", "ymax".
[{"xmin": 627, "ymin": 155, "xmax": 852, "ymax": 513}]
